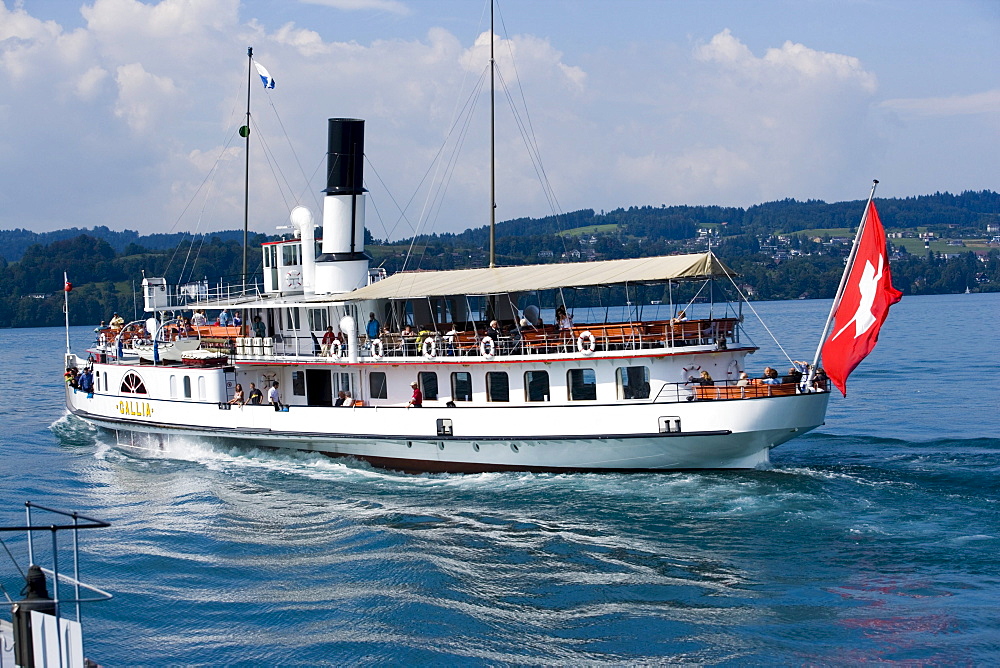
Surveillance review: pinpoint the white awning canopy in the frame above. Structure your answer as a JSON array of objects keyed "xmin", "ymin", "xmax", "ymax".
[{"xmin": 316, "ymin": 252, "xmax": 733, "ymax": 303}]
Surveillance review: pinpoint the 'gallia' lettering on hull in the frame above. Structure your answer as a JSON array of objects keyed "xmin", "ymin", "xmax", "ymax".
[{"xmin": 118, "ymin": 400, "xmax": 153, "ymax": 417}]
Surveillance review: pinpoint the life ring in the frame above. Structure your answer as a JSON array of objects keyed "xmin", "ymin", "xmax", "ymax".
[
  {"xmin": 577, "ymin": 331, "xmax": 596, "ymax": 355},
  {"xmin": 422, "ymin": 337, "xmax": 437, "ymax": 358},
  {"xmin": 330, "ymin": 340, "xmax": 342, "ymax": 358},
  {"xmin": 370, "ymin": 338, "xmax": 383, "ymax": 360},
  {"xmin": 479, "ymin": 336, "xmax": 495, "ymax": 359}
]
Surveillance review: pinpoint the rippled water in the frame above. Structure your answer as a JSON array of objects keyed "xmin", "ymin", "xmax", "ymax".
[{"xmin": 2, "ymin": 293, "xmax": 999, "ymax": 665}]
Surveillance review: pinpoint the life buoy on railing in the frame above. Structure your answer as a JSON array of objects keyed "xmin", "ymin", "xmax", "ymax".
[
  {"xmin": 422, "ymin": 337, "xmax": 437, "ymax": 358},
  {"xmin": 330, "ymin": 340, "xmax": 342, "ymax": 358},
  {"xmin": 479, "ymin": 336, "xmax": 495, "ymax": 359},
  {"xmin": 577, "ymin": 331, "xmax": 596, "ymax": 355},
  {"xmin": 370, "ymin": 338, "xmax": 383, "ymax": 360}
]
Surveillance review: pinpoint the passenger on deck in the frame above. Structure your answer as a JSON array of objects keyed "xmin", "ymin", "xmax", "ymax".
[
  {"xmin": 812, "ymin": 367, "xmax": 829, "ymax": 390},
  {"xmin": 268, "ymin": 381, "xmax": 282, "ymax": 411},
  {"xmin": 783, "ymin": 366, "xmax": 803, "ymax": 385},
  {"xmin": 229, "ymin": 384, "xmax": 245, "ymax": 405},
  {"xmin": 443, "ymin": 326, "xmax": 459, "ymax": 355},
  {"xmin": 485, "ymin": 320, "xmax": 502, "ymax": 342},
  {"xmin": 761, "ymin": 367, "xmax": 781, "ymax": 385},
  {"xmin": 698, "ymin": 370, "xmax": 714, "ymax": 386},
  {"xmin": 401, "ymin": 325, "xmax": 416, "ymax": 355},
  {"xmin": 416, "ymin": 324, "xmax": 433, "ymax": 348},
  {"xmin": 252, "ymin": 316, "xmax": 266, "ymax": 338},
  {"xmin": 247, "ymin": 383, "xmax": 263, "ymax": 405},
  {"xmin": 191, "ymin": 310, "xmax": 207, "ymax": 327},
  {"xmin": 366, "ymin": 313, "xmax": 380, "ymax": 341},
  {"xmin": 556, "ymin": 306, "xmax": 573, "ymax": 331},
  {"xmin": 736, "ymin": 371, "xmax": 751, "ymax": 387},
  {"xmin": 218, "ymin": 309, "xmax": 230, "ymax": 327},
  {"xmin": 78, "ymin": 368, "xmax": 94, "ymax": 394},
  {"xmin": 109, "ymin": 312, "xmax": 125, "ymax": 331},
  {"xmin": 671, "ymin": 310, "xmax": 687, "ymax": 324},
  {"xmin": 94, "ymin": 321, "xmax": 106, "ymax": 333},
  {"xmin": 232, "ymin": 312, "xmax": 242, "ymax": 328},
  {"xmin": 408, "ymin": 381, "xmax": 423, "ymax": 408},
  {"xmin": 64, "ymin": 367, "xmax": 78, "ymax": 389},
  {"xmin": 321, "ymin": 326, "xmax": 337, "ymax": 356},
  {"xmin": 335, "ymin": 390, "xmax": 348, "ymax": 406}
]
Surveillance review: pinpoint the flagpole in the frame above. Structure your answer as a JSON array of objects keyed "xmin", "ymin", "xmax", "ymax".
[
  {"xmin": 806, "ymin": 179, "xmax": 879, "ymax": 387},
  {"xmin": 243, "ymin": 46, "xmax": 253, "ymax": 295},
  {"xmin": 63, "ymin": 271, "xmax": 70, "ymax": 354}
]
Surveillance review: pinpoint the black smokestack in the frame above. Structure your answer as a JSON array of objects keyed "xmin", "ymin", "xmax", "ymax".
[{"xmin": 324, "ymin": 118, "xmax": 365, "ymax": 194}]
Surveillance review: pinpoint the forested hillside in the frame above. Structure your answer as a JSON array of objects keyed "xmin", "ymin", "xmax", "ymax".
[{"xmin": 2, "ymin": 191, "xmax": 998, "ymax": 328}]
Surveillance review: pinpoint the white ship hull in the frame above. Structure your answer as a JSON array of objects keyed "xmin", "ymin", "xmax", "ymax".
[{"xmin": 67, "ymin": 380, "xmax": 829, "ymax": 472}]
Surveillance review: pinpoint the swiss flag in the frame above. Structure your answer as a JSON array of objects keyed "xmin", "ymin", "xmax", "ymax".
[{"xmin": 821, "ymin": 201, "xmax": 902, "ymax": 396}]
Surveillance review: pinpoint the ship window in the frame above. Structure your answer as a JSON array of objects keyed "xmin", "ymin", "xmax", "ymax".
[
  {"xmin": 308, "ymin": 309, "xmax": 329, "ymax": 332},
  {"xmin": 169, "ymin": 375, "xmax": 177, "ymax": 398},
  {"xmin": 197, "ymin": 376, "xmax": 206, "ymax": 401},
  {"xmin": 335, "ymin": 372, "xmax": 352, "ymax": 395},
  {"xmin": 419, "ymin": 372, "xmax": 439, "ymax": 401},
  {"xmin": 567, "ymin": 368, "xmax": 597, "ymax": 401},
  {"xmin": 451, "ymin": 372, "xmax": 472, "ymax": 402},
  {"xmin": 524, "ymin": 370, "xmax": 549, "ymax": 402},
  {"xmin": 369, "ymin": 372, "xmax": 387, "ymax": 399},
  {"xmin": 486, "ymin": 372, "xmax": 509, "ymax": 402},
  {"xmin": 616, "ymin": 366, "xmax": 650, "ymax": 400},
  {"xmin": 287, "ymin": 308, "xmax": 300, "ymax": 330},
  {"xmin": 282, "ymin": 243, "xmax": 301, "ymax": 266},
  {"xmin": 183, "ymin": 376, "xmax": 192, "ymax": 398},
  {"xmin": 121, "ymin": 371, "xmax": 147, "ymax": 394},
  {"xmin": 292, "ymin": 371, "xmax": 306, "ymax": 396}
]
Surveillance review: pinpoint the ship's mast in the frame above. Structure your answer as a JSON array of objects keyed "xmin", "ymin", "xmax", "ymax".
[
  {"xmin": 242, "ymin": 46, "xmax": 253, "ymax": 294},
  {"xmin": 489, "ymin": 1, "xmax": 496, "ymax": 269}
]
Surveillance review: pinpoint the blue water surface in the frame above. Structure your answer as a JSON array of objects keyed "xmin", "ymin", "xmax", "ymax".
[{"xmin": 1, "ymin": 292, "xmax": 998, "ymax": 665}]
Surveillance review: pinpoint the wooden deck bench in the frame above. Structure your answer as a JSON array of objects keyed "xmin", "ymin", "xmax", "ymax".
[{"xmin": 694, "ymin": 382, "xmax": 798, "ymax": 400}]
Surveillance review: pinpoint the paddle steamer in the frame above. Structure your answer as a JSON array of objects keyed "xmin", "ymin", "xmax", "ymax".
[{"xmin": 64, "ymin": 114, "xmax": 830, "ymax": 472}]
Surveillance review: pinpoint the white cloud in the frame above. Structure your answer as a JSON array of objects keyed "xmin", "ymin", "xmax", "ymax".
[
  {"xmin": 113, "ymin": 62, "xmax": 180, "ymax": 133},
  {"xmin": 76, "ymin": 65, "xmax": 109, "ymax": 99},
  {"xmin": 459, "ymin": 30, "xmax": 586, "ymax": 93},
  {"xmin": 299, "ymin": 0, "xmax": 411, "ymax": 15}
]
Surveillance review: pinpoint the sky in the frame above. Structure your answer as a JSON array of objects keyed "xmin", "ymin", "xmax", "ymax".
[{"xmin": 1, "ymin": 0, "xmax": 998, "ymax": 242}]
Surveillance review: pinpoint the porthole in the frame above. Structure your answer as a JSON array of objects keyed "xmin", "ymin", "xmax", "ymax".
[
  {"xmin": 407, "ymin": 441, "xmax": 412, "ymax": 448},
  {"xmin": 438, "ymin": 442, "xmax": 445, "ymax": 451},
  {"xmin": 473, "ymin": 443, "xmax": 480, "ymax": 452},
  {"xmin": 510, "ymin": 443, "xmax": 520, "ymax": 454}
]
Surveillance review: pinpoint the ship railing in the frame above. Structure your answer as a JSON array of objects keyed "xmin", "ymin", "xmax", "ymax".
[
  {"xmin": 355, "ymin": 317, "xmax": 741, "ymax": 358},
  {"xmin": 226, "ymin": 317, "xmax": 744, "ymax": 362},
  {"xmin": 1, "ymin": 502, "xmax": 112, "ymax": 666},
  {"xmin": 153, "ymin": 278, "xmax": 265, "ymax": 310},
  {"xmin": 651, "ymin": 377, "xmax": 829, "ymax": 403}
]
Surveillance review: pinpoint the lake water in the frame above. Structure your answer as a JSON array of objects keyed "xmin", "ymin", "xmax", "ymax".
[{"xmin": 2, "ymin": 293, "xmax": 999, "ymax": 664}]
